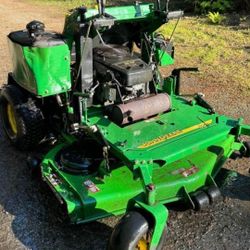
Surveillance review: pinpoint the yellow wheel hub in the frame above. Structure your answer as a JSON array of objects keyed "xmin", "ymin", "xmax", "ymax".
[
  {"xmin": 137, "ymin": 238, "xmax": 148, "ymax": 250},
  {"xmin": 7, "ymin": 104, "xmax": 17, "ymax": 135}
]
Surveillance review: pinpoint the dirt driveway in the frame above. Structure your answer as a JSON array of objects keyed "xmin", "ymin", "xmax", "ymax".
[{"xmin": 0, "ymin": 0, "xmax": 249, "ymax": 249}]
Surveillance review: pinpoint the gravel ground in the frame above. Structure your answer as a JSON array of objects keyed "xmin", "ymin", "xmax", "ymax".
[{"xmin": 0, "ymin": 1, "xmax": 249, "ymax": 249}]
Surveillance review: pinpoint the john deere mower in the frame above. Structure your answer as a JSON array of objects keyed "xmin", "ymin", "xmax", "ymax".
[{"xmin": 1, "ymin": 0, "xmax": 250, "ymax": 249}]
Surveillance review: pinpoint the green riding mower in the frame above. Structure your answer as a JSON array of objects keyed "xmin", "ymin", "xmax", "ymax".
[{"xmin": 1, "ymin": 0, "xmax": 250, "ymax": 249}]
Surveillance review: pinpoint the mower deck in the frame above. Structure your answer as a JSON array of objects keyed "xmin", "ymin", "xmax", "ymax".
[
  {"xmin": 88, "ymin": 96, "xmax": 239, "ymax": 162},
  {"xmin": 42, "ymin": 96, "xmax": 243, "ymax": 224}
]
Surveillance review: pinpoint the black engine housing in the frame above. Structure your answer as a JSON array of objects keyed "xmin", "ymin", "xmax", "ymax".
[
  {"xmin": 93, "ymin": 44, "xmax": 153, "ymax": 104},
  {"xmin": 94, "ymin": 45, "xmax": 153, "ymax": 87}
]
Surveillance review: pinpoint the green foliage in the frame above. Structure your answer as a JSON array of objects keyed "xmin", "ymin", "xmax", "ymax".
[
  {"xmin": 186, "ymin": 0, "xmax": 233, "ymax": 14},
  {"xmin": 207, "ymin": 12, "xmax": 225, "ymax": 24}
]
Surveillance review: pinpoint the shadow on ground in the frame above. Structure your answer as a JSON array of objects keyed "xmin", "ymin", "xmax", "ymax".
[
  {"xmin": 217, "ymin": 168, "xmax": 250, "ymax": 202},
  {"xmin": 0, "ymin": 129, "xmax": 112, "ymax": 250}
]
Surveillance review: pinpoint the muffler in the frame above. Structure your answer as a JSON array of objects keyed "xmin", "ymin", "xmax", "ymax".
[{"xmin": 109, "ymin": 93, "xmax": 171, "ymax": 125}]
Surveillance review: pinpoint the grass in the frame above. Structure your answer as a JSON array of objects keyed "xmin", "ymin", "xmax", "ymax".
[{"xmin": 158, "ymin": 17, "xmax": 250, "ymax": 88}]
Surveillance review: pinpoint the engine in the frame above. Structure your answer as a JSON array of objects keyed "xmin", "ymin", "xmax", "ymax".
[
  {"xmin": 91, "ymin": 44, "xmax": 172, "ymax": 125},
  {"xmin": 93, "ymin": 44, "xmax": 153, "ymax": 105}
]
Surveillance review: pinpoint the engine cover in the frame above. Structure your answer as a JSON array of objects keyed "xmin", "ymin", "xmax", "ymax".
[{"xmin": 94, "ymin": 45, "xmax": 153, "ymax": 86}]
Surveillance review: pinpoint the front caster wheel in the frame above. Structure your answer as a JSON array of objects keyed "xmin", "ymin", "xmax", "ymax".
[
  {"xmin": 205, "ymin": 186, "xmax": 221, "ymax": 204},
  {"xmin": 192, "ymin": 190, "xmax": 210, "ymax": 211},
  {"xmin": 108, "ymin": 211, "xmax": 167, "ymax": 250}
]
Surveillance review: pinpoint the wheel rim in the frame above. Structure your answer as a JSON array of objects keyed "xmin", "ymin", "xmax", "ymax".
[
  {"xmin": 136, "ymin": 237, "xmax": 148, "ymax": 250},
  {"xmin": 7, "ymin": 104, "xmax": 17, "ymax": 135}
]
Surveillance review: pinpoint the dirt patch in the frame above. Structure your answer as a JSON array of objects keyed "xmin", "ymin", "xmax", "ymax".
[{"xmin": 0, "ymin": 1, "xmax": 249, "ymax": 250}]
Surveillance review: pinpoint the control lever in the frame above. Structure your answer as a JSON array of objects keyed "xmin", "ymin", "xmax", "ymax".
[
  {"xmin": 96, "ymin": 0, "xmax": 105, "ymax": 16},
  {"xmin": 194, "ymin": 93, "xmax": 215, "ymax": 114}
]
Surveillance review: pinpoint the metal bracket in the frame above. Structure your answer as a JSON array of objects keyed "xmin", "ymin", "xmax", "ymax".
[
  {"xmin": 194, "ymin": 93, "xmax": 215, "ymax": 114},
  {"xmin": 93, "ymin": 17, "xmax": 115, "ymax": 28},
  {"xmin": 180, "ymin": 186, "xmax": 195, "ymax": 209},
  {"xmin": 134, "ymin": 161, "xmax": 156, "ymax": 205},
  {"xmin": 237, "ymin": 120, "xmax": 250, "ymax": 137},
  {"xmin": 205, "ymin": 174, "xmax": 217, "ymax": 187}
]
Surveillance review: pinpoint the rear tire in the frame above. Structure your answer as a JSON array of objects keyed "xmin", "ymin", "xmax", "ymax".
[
  {"xmin": 0, "ymin": 84, "xmax": 46, "ymax": 150},
  {"xmin": 108, "ymin": 210, "xmax": 167, "ymax": 250},
  {"xmin": 243, "ymin": 141, "xmax": 250, "ymax": 157}
]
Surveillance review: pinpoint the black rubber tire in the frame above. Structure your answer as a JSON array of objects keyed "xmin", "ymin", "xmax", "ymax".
[
  {"xmin": 205, "ymin": 186, "xmax": 221, "ymax": 204},
  {"xmin": 192, "ymin": 191, "xmax": 210, "ymax": 211},
  {"xmin": 243, "ymin": 141, "xmax": 250, "ymax": 157},
  {"xmin": 108, "ymin": 211, "xmax": 167, "ymax": 250},
  {"xmin": 0, "ymin": 84, "xmax": 45, "ymax": 150}
]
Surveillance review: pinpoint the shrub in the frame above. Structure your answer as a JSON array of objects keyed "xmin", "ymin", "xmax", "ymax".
[
  {"xmin": 207, "ymin": 11, "xmax": 225, "ymax": 24},
  {"xmin": 185, "ymin": 0, "xmax": 233, "ymax": 14}
]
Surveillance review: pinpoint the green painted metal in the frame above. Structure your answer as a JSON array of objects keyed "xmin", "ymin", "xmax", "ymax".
[
  {"xmin": 155, "ymin": 47, "xmax": 174, "ymax": 66},
  {"xmin": 163, "ymin": 76, "xmax": 175, "ymax": 95},
  {"xmin": 41, "ymin": 118, "xmax": 249, "ymax": 248},
  {"xmin": 40, "ymin": 79, "xmax": 250, "ymax": 247},
  {"xmin": 85, "ymin": 97, "xmax": 238, "ymax": 163},
  {"xmin": 134, "ymin": 201, "xmax": 168, "ymax": 249},
  {"xmin": 7, "ymin": 1, "xmax": 250, "ymax": 248},
  {"xmin": 8, "ymin": 39, "xmax": 71, "ymax": 97},
  {"xmin": 63, "ymin": 3, "xmax": 167, "ymax": 47},
  {"xmin": 85, "ymin": 4, "xmax": 155, "ymax": 21},
  {"xmin": 237, "ymin": 123, "xmax": 250, "ymax": 136},
  {"xmin": 41, "ymin": 96, "xmax": 248, "ymax": 222},
  {"xmin": 40, "ymin": 80, "xmax": 250, "ymax": 245}
]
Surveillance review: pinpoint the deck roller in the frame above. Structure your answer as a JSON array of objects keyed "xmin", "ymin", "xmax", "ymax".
[{"xmin": 109, "ymin": 93, "xmax": 171, "ymax": 125}]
